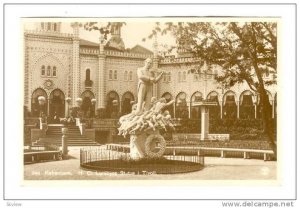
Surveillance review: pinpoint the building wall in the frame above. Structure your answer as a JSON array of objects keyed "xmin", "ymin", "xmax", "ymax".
[
  {"xmin": 24, "ymin": 30, "xmax": 277, "ymax": 118},
  {"xmin": 105, "ymin": 56, "xmax": 145, "ymax": 102},
  {"xmin": 79, "ymin": 55, "xmax": 99, "ymax": 98},
  {"xmin": 158, "ymin": 61, "xmax": 277, "ymax": 104},
  {"xmin": 25, "ymin": 33, "xmax": 73, "ymax": 111}
]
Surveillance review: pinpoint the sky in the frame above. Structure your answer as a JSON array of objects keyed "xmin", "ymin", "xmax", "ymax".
[{"xmin": 23, "ymin": 21, "xmax": 176, "ymax": 51}]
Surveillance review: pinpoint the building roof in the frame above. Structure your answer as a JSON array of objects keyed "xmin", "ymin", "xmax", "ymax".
[
  {"xmin": 80, "ymin": 39, "xmax": 98, "ymax": 47},
  {"xmin": 129, "ymin": 44, "xmax": 153, "ymax": 54},
  {"xmin": 79, "ymin": 39, "xmax": 153, "ymax": 55}
]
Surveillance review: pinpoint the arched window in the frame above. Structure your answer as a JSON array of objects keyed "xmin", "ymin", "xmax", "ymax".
[
  {"xmin": 41, "ymin": 65, "xmax": 45, "ymax": 76},
  {"xmin": 206, "ymin": 69, "xmax": 213, "ymax": 79},
  {"xmin": 109, "ymin": 70, "xmax": 113, "ymax": 80},
  {"xmin": 121, "ymin": 92, "xmax": 135, "ymax": 115},
  {"xmin": 183, "ymin": 71, "xmax": 187, "ymax": 81},
  {"xmin": 163, "ymin": 73, "xmax": 167, "ymax": 82},
  {"xmin": 178, "ymin": 71, "xmax": 182, "ymax": 82},
  {"xmin": 52, "ymin": 66, "xmax": 57, "ymax": 77},
  {"xmin": 81, "ymin": 90, "xmax": 95, "ymax": 118},
  {"xmin": 168, "ymin": 72, "xmax": 171, "ymax": 82},
  {"xmin": 129, "ymin": 71, "xmax": 133, "ymax": 81},
  {"xmin": 85, "ymin": 69, "xmax": 92, "ymax": 87},
  {"xmin": 207, "ymin": 91, "xmax": 220, "ymax": 120},
  {"xmin": 190, "ymin": 92, "xmax": 203, "ymax": 119},
  {"xmin": 106, "ymin": 91, "xmax": 120, "ymax": 118},
  {"xmin": 31, "ymin": 88, "xmax": 48, "ymax": 117},
  {"xmin": 114, "ymin": 70, "xmax": 118, "ymax": 80},
  {"xmin": 47, "ymin": 22, "xmax": 51, "ymax": 31},
  {"xmin": 223, "ymin": 91, "xmax": 237, "ymax": 119},
  {"xmin": 47, "ymin": 66, "xmax": 51, "ymax": 76},
  {"xmin": 175, "ymin": 92, "xmax": 188, "ymax": 119},
  {"xmin": 162, "ymin": 92, "xmax": 174, "ymax": 117},
  {"xmin": 239, "ymin": 90, "xmax": 255, "ymax": 119},
  {"xmin": 124, "ymin": 71, "xmax": 128, "ymax": 81},
  {"xmin": 53, "ymin": 23, "xmax": 57, "ymax": 31},
  {"xmin": 41, "ymin": 22, "xmax": 44, "ymax": 30},
  {"xmin": 49, "ymin": 89, "xmax": 65, "ymax": 119},
  {"xmin": 86, "ymin": 69, "xmax": 90, "ymax": 81}
]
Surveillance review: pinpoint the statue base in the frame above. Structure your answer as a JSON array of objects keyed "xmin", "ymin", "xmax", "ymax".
[{"xmin": 129, "ymin": 129, "xmax": 166, "ymax": 160}]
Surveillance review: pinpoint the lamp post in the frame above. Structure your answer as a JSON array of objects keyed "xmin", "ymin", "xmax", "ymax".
[
  {"xmin": 38, "ymin": 96, "xmax": 46, "ymax": 118},
  {"xmin": 91, "ymin": 98, "xmax": 96, "ymax": 118},
  {"xmin": 76, "ymin": 97, "xmax": 83, "ymax": 121},
  {"xmin": 112, "ymin": 99, "xmax": 119, "ymax": 118},
  {"xmin": 65, "ymin": 97, "xmax": 71, "ymax": 117}
]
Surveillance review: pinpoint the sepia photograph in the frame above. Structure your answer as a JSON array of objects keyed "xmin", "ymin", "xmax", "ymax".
[
  {"xmin": 1, "ymin": 2, "xmax": 297, "ymax": 206},
  {"xmin": 23, "ymin": 18, "xmax": 277, "ymax": 180}
]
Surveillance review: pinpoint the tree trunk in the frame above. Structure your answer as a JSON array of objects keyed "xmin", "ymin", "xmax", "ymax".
[{"xmin": 258, "ymin": 85, "xmax": 277, "ymax": 159}]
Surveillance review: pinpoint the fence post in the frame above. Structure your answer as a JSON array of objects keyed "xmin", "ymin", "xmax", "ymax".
[{"xmin": 221, "ymin": 150, "xmax": 226, "ymax": 158}]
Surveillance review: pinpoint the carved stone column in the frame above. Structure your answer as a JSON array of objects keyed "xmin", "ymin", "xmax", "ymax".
[{"xmin": 71, "ymin": 22, "xmax": 81, "ymax": 106}]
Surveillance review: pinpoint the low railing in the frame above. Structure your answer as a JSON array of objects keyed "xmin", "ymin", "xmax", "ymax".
[
  {"xmin": 80, "ymin": 147, "xmax": 205, "ymax": 174},
  {"xmin": 105, "ymin": 143, "xmax": 274, "ymax": 161},
  {"xmin": 166, "ymin": 146, "xmax": 274, "ymax": 161},
  {"xmin": 173, "ymin": 133, "xmax": 230, "ymax": 141}
]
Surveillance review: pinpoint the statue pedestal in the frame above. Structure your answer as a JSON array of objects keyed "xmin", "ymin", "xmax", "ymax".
[
  {"xmin": 192, "ymin": 101, "xmax": 218, "ymax": 140},
  {"xmin": 130, "ymin": 134, "xmax": 147, "ymax": 160},
  {"xmin": 201, "ymin": 106, "xmax": 209, "ymax": 140},
  {"xmin": 129, "ymin": 130, "xmax": 166, "ymax": 160},
  {"xmin": 61, "ymin": 127, "xmax": 68, "ymax": 157}
]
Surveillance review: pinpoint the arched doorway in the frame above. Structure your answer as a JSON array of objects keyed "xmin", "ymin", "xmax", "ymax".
[
  {"xmin": 121, "ymin": 91, "xmax": 134, "ymax": 115},
  {"xmin": 207, "ymin": 91, "xmax": 220, "ymax": 120},
  {"xmin": 81, "ymin": 90, "xmax": 95, "ymax": 118},
  {"xmin": 31, "ymin": 88, "xmax": 48, "ymax": 117},
  {"xmin": 49, "ymin": 89, "xmax": 65, "ymax": 120},
  {"xmin": 190, "ymin": 91, "xmax": 203, "ymax": 119},
  {"xmin": 161, "ymin": 92, "xmax": 174, "ymax": 117},
  {"xmin": 175, "ymin": 92, "xmax": 188, "ymax": 119},
  {"xmin": 223, "ymin": 91, "xmax": 237, "ymax": 119},
  {"xmin": 239, "ymin": 90, "xmax": 255, "ymax": 119},
  {"xmin": 106, "ymin": 91, "xmax": 120, "ymax": 118}
]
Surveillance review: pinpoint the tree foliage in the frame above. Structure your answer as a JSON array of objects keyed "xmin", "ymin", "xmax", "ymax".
[
  {"xmin": 146, "ymin": 21, "xmax": 277, "ymax": 155},
  {"xmin": 83, "ymin": 22, "xmax": 126, "ymax": 41}
]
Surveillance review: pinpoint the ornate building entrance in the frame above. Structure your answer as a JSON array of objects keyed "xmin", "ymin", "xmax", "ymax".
[
  {"xmin": 31, "ymin": 88, "xmax": 48, "ymax": 117},
  {"xmin": 49, "ymin": 89, "xmax": 65, "ymax": 120},
  {"xmin": 81, "ymin": 90, "xmax": 95, "ymax": 117},
  {"xmin": 121, "ymin": 91, "xmax": 134, "ymax": 115}
]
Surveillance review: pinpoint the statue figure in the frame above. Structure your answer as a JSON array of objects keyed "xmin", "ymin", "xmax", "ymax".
[
  {"xmin": 135, "ymin": 58, "xmax": 164, "ymax": 115},
  {"xmin": 117, "ymin": 58, "xmax": 176, "ymax": 160}
]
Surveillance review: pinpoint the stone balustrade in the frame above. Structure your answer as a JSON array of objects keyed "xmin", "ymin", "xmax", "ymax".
[{"xmin": 160, "ymin": 57, "xmax": 200, "ymax": 64}]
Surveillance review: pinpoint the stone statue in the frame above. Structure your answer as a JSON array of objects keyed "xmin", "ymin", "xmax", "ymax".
[
  {"xmin": 118, "ymin": 58, "xmax": 174, "ymax": 160},
  {"xmin": 136, "ymin": 58, "xmax": 164, "ymax": 115}
]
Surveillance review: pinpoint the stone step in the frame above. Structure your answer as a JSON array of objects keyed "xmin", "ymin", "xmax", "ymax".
[{"xmin": 47, "ymin": 134, "xmax": 81, "ymax": 136}]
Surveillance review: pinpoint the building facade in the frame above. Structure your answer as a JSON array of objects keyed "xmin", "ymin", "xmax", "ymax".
[{"xmin": 24, "ymin": 22, "xmax": 277, "ymax": 121}]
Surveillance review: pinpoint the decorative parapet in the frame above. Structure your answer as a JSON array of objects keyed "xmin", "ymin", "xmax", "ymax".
[
  {"xmin": 80, "ymin": 48, "xmax": 99, "ymax": 55},
  {"xmin": 160, "ymin": 57, "xmax": 200, "ymax": 65},
  {"xmin": 24, "ymin": 30, "xmax": 73, "ymax": 40},
  {"xmin": 79, "ymin": 48, "xmax": 153, "ymax": 59},
  {"xmin": 104, "ymin": 50, "xmax": 152, "ymax": 59}
]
